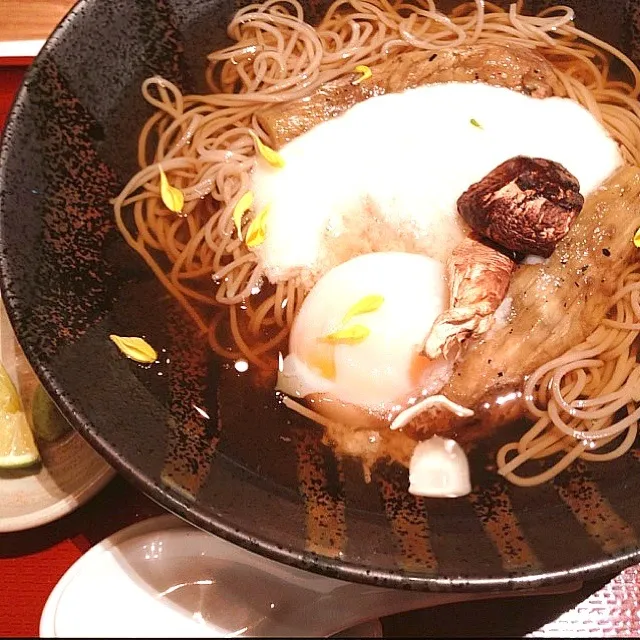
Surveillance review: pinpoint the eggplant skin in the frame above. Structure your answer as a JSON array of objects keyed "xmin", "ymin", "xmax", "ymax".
[
  {"xmin": 407, "ymin": 166, "xmax": 640, "ymax": 446},
  {"xmin": 257, "ymin": 43, "xmax": 562, "ymax": 148}
]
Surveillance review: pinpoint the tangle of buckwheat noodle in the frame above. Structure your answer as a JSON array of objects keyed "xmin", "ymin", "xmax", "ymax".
[
  {"xmin": 497, "ymin": 257, "xmax": 640, "ymax": 487},
  {"xmin": 113, "ymin": 0, "xmax": 640, "ymax": 482}
]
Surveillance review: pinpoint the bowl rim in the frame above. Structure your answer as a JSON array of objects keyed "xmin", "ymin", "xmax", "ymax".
[{"xmin": 1, "ymin": 0, "xmax": 640, "ymax": 592}]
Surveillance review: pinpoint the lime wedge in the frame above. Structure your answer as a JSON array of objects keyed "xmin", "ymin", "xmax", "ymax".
[
  {"xmin": 0, "ymin": 363, "xmax": 40, "ymax": 468},
  {"xmin": 30, "ymin": 383, "xmax": 71, "ymax": 443}
]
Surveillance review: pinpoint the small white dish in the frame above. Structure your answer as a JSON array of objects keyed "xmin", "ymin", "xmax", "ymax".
[
  {"xmin": 40, "ymin": 514, "xmax": 585, "ymax": 638},
  {"xmin": 0, "ymin": 299, "xmax": 115, "ymax": 532},
  {"xmin": 0, "ymin": 430, "xmax": 115, "ymax": 532}
]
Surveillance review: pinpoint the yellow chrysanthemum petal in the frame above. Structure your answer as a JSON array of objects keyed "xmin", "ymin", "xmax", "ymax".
[
  {"xmin": 341, "ymin": 294, "xmax": 384, "ymax": 325},
  {"xmin": 158, "ymin": 165, "xmax": 184, "ymax": 214},
  {"xmin": 246, "ymin": 205, "xmax": 270, "ymax": 248},
  {"xmin": 320, "ymin": 325, "xmax": 371, "ymax": 345},
  {"xmin": 352, "ymin": 65, "xmax": 372, "ymax": 85},
  {"xmin": 232, "ymin": 191, "xmax": 254, "ymax": 240},
  {"xmin": 109, "ymin": 335, "xmax": 158, "ymax": 364},
  {"xmin": 249, "ymin": 132, "xmax": 285, "ymax": 168}
]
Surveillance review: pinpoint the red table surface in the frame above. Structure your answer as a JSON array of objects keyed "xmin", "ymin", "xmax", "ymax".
[{"xmin": 3, "ymin": 64, "xmax": 640, "ymax": 639}]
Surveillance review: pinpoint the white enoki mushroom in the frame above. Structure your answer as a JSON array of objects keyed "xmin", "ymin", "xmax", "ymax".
[
  {"xmin": 389, "ymin": 394, "xmax": 474, "ymax": 431},
  {"xmin": 409, "ymin": 435, "xmax": 472, "ymax": 497}
]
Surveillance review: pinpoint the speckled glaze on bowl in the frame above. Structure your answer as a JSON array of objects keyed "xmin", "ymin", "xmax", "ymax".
[{"xmin": 2, "ymin": 0, "xmax": 640, "ymax": 592}]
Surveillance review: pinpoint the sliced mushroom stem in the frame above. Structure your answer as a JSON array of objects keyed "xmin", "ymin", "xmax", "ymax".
[{"xmin": 423, "ymin": 237, "xmax": 515, "ymax": 360}]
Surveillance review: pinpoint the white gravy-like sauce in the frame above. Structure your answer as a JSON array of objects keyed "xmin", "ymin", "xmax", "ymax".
[{"xmin": 251, "ymin": 81, "xmax": 622, "ymax": 285}]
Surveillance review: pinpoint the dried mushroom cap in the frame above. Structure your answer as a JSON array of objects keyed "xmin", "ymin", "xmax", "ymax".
[
  {"xmin": 457, "ymin": 156, "xmax": 584, "ymax": 258},
  {"xmin": 424, "ymin": 237, "xmax": 515, "ymax": 360}
]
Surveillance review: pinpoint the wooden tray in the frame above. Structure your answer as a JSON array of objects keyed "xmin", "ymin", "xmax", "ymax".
[{"xmin": 0, "ymin": 0, "xmax": 75, "ymax": 64}]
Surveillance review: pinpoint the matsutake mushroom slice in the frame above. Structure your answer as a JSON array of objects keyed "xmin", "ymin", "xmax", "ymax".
[
  {"xmin": 457, "ymin": 156, "xmax": 584, "ymax": 258},
  {"xmin": 423, "ymin": 237, "xmax": 515, "ymax": 360}
]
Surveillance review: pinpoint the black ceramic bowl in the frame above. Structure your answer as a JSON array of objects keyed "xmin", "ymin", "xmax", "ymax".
[{"xmin": 2, "ymin": 0, "xmax": 640, "ymax": 592}]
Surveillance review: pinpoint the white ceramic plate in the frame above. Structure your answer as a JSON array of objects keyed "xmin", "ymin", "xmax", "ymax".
[{"xmin": 0, "ymin": 300, "xmax": 115, "ymax": 532}]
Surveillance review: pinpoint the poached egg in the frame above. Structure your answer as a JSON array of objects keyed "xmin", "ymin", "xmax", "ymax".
[{"xmin": 277, "ymin": 251, "xmax": 452, "ymax": 422}]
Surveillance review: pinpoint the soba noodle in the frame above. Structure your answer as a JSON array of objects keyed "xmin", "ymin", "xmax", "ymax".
[{"xmin": 112, "ymin": 0, "xmax": 640, "ymax": 486}]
